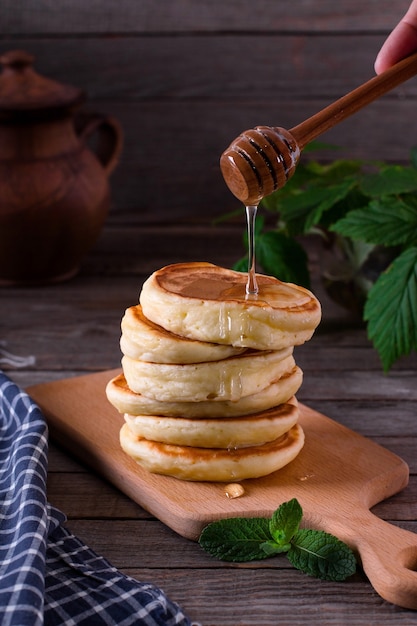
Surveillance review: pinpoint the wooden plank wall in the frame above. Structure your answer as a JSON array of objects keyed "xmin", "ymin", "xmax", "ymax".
[{"xmin": 1, "ymin": 0, "xmax": 415, "ymax": 224}]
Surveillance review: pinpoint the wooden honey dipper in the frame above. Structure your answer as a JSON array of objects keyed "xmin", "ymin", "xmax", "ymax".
[{"xmin": 220, "ymin": 52, "xmax": 417, "ymax": 206}]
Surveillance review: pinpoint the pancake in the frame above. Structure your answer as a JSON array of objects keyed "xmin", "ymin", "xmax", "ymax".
[
  {"xmin": 124, "ymin": 398, "xmax": 299, "ymax": 448},
  {"xmin": 106, "ymin": 367, "xmax": 303, "ymax": 418},
  {"xmin": 121, "ymin": 304, "xmax": 246, "ymax": 363},
  {"xmin": 140, "ymin": 262, "xmax": 321, "ymax": 350},
  {"xmin": 122, "ymin": 347, "xmax": 294, "ymax": 402},
  {"xmin": 120, "ymin": 422, "xmax": 304, "ymax": 481}
]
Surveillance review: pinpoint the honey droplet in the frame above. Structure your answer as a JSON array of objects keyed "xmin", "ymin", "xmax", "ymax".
[
  {"xmin": 298, "ymin": 473, "xmax": 315, "ymax": 482},
  {"xmin": 224, "ymin": 483, "xmax": 245, "ymax": 499}
]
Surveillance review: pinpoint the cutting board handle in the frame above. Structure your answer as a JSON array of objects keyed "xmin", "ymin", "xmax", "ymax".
[{"xmin": 333, "ymin": 508, "xmax": 417, "ymax": 609}]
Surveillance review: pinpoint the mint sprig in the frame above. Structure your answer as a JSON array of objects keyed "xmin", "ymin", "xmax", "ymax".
[{"xmin": 199, "ymin": 498, "xmax": 356, "ymax": 582}]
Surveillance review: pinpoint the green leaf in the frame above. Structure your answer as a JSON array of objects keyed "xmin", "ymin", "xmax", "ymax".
[
  {"xmin": 279, "ymin": 179, "xmax": 356, "ymax": 235},
  {"xmin": 256, "ymin": 230, "xmax": 310, "ymax": 287},
  {"xmin": 269, "ymin": 498, "xmax": 303, "ymax": 546},
  {"xmin": 288, "ymin": 529, "xmax": 357, "ymax": 581},
  {"xmin": 318, "ymin": 187, "xmax": 370, "ymax": 230},
  {"xmin": 364, "ymin": 247, "xmax": 417, "ymax": 371},
  {"xmin": 199, "ymin": 500, "xmax": 357, "ymax": 583},
  {"xmin": 278, "ymin": 186, "xmax": 331, "ymax": 231},
  {"xmin": 331, "ymin": 197, "xmax": 417, "ymax": 247},
  {"xmin": 260, "ymin": 539, "xmax": 291, "ymax": 555},
  {"xmin": 411, "ymin": 146, "xmax": 417, "ymax": 169},
  {"xmin": 306, "ymin": 159, "xmax": 363, "ymax": 183},
  {"xmin": 360, "ymin": 165, "xmax": 417, "ymax": 196},
  {"xmin": 260, "ymin": 158, "xmax": 361, "ymax": 225},
  {"xmin": 198, "ymin": 516, "xmax": 272, "ymax": 562},
  {"xmin": 232, "ymin": 256, "xmax": 250, "ymax": 273},
  {"xmin": 302, "ymin": 141, "xmax": 340, "ymax": 153}
]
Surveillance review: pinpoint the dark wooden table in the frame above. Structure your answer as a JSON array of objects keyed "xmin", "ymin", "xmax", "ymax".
[{"xmin": 2, "ymin": 220, "xmax": 417, "ymax": 625}]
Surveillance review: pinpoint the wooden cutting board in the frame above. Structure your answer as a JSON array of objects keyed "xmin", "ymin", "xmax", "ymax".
[{"xmin": 27, "ymin": 369, "xmax": 417, "ymax": 610}]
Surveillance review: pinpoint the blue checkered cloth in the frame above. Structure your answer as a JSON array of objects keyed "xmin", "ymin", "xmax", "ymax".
[{"xmin": 0, "ymin": 372, "xmax": 194, "ymax": 626}]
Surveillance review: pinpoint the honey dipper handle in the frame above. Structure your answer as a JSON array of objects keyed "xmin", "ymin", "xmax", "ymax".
[{"xmin": 289, "ymin": 51, "xmax": 417, "ymax": 149}]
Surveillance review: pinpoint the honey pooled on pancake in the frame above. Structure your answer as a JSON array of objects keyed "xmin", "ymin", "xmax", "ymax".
[
  {"xmin": 140, "ymin": 262, "xmax": 321, "ymax": 351},
  {"xmin": 106, "ymin": 262, "xmax": 321, "ymax": 482}
]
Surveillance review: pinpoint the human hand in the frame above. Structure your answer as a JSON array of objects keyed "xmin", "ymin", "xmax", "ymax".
[{"xmin": 375, "ymin": 1, "xmax": 417, "ymax": 73}]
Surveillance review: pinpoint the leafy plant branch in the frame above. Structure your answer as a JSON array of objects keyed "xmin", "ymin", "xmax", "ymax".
[{"xmin": 230, "ymin": 144, "xmax": 417, "ymax": 371}]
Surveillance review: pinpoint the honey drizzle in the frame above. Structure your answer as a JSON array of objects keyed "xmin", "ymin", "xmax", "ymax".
[{"xmin": 245, "ymin": 204, "xmax": 259, "ymax": 296}]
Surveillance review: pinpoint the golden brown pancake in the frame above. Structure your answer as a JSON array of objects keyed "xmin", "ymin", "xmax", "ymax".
[
  {"xmin": 106, "ymin": 260, "xmax": 320, "ymax": 482},
  {"xmin": 140, "ymin": 262, "xmax": 321, "ymax": 350},
  {"xmin": 120, "ymin": 422, "xmax": 304, "ymax": 481},
  {"xmin": 121, "ymin": 304, "xmax": 245, "ymax": 363},
  {"xmin": 121, "ymin": 347, "xmax": 294, "ymax": 402},
  {"xmin": 106, "ymin": 367, "xmax": 303, "ymax": 418},
  {"xmin": 124, "ymin": 398, "xmax": 299, "ymax": 448}
]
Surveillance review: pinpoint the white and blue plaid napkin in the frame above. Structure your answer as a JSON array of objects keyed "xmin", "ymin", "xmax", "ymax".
[{"xmin": 0, "ymin": 371, "xmax": 194, "ymax": 626}]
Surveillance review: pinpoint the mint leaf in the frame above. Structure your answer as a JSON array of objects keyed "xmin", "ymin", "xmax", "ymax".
[
  {"xmin": 331, "ymin": 197, "xmax": 417, "ymax": 247},
  {"xmin": 260, "ymin": 539, "xmax": 291, "ymax": 555},
  {"xmin": 256, "ymin": 231, "xmax": 310, "ymax": 288},
  {"xmin": 288, "ymin": 529, "xmax": 357, "ymax": 581},
  {"xmin": 269, "ymin": 498, "xmax": 302, "ymax": 546},
  {"xmin": 199, "ymin": 500, "xmax": 357, "ymax": 582},
  {"xmin": 364, "ymin": 247, "xmax": 417, "ymax": 371},
  {"xmin": 199, "ymin": 516, "xmax": 271, "ymax": 562}
]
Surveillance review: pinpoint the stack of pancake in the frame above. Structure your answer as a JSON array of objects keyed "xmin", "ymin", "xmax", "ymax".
[{"xmin": 106, "ymin": 262, "xmax": 321, "ymax": 482}]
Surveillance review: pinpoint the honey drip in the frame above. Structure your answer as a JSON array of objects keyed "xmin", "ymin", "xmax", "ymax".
[
  {"xmin": 224, "ymin": 483, "xmax": 245, "ymax": 499},
  {"xmin": 245, "ymin": 205, "xmax": 258, "ymax": 296}
]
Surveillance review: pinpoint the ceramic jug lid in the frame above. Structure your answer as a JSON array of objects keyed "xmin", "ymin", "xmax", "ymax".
[{"xmin": 0, "ymin": 49, "xmax": 85, "ymax": 119}]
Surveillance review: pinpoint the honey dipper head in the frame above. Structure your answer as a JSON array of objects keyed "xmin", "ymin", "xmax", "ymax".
[{"xmin": 220, "ymin": 126, "xmax": 301, "ymax": 205}]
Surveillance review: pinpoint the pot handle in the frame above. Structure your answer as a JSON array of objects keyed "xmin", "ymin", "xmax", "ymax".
[{"xmin": 75, "ymin": 111, "xmax": 123, "ymax": 177}]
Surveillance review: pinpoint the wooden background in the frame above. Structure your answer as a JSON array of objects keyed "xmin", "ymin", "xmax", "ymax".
[
  {"xmin": 1, "ymin": 0, "xmax": 415, "ymax": 225},
  {"xmin": 3, "ymin": 6, "xmax": 417, "ymax": 621}
]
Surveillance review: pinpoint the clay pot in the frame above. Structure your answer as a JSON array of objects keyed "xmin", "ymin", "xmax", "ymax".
[{"xmin": 0, "ymin": 49, "xmax": 123, "ymax": 285}]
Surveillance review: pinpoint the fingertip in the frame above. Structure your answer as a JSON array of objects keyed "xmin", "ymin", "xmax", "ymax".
[
  {"xmin": 374, "ymin": 22, "xmax": 417, "ymax": 74},
  {"xmin": 374, "ymin": 54, "xmax": 388, "ymax": 75}
]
